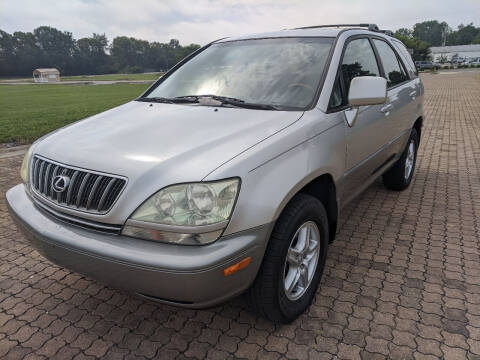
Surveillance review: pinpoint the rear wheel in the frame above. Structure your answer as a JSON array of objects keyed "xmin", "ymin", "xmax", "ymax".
[
  {"xmin": 247, "ymin": 193, "xmax": 329, "ymax": 323},
  {"xmin": 383, "ymin": 128, "xmax": 419, "ymax": 190}
]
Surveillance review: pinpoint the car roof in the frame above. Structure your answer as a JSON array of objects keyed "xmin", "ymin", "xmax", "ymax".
[{"xmin": 215, "ymin": 27, "xmax": 388, "ymax": 43}]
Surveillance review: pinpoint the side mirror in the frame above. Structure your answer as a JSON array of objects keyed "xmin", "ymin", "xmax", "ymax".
[
  {"xmin": 345, "ymin": 76, "xmax": 387, "ymax": 127},
  {"xmin": 348, "ymin": 76, "xmax": 387, "ymax": 107}
]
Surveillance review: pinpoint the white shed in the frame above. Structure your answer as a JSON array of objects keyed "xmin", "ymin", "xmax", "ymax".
[{"xmin": 33, "ymin": 68, "xmax": 60, "ymax": 83}]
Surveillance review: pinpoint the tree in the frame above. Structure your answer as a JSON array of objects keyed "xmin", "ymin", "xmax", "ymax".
[
  {"xmin": 172, "ymin": 43, "xmax": 201, "ymax": 65},
  {"xmin": 395, "ymin": 34, "xmax": 431, "ymax": 61},
  {"xmin": 75, "ymin": 34, "xmax": 110, "ymax": 74},
  {"xmin": 147, "ymin": 42, "xmax": 175, "ymax": 71},
  {"xmin": 447, "ymin": 23, "xmax": 480, "ymax": 45},
  {"xmin": 33, "ymin": 26, "xmax": 76, "ymax": 73},
  {"xmin": 0, "ymin": 26, "xmax": 202, "ymax": 76},
  {"xmin": 473, "ymin": 33, "xmax": 480, "ymax": 44},
  {"xmin": 111, "ymin": 36, "xmax": 150, "ymax": 72},
  {"xmin": 169, "ymin": 39, "xmax": 180, "ymax": 49},
  {"xmin": 395, "ymin": 28, "xmax": 412, "ymax": 38},
  {"xmin": 0, "ymin": 30, "xmax": 16, "ymax": 76},
  {"xmin": 11, "ymin": 31, "xmax": 43, "ymax": 76},
  {"xmin": 413, "ymin": 20, "xmax": 450, "ymax": 46},
  {"xmin": 398, "ymin": 21, "xmax": 480, "ymax": 47}
]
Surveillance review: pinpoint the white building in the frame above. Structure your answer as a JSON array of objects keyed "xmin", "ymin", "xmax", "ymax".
[{"xmin": 430, "ymin": 45, "xmax": 480, "ymax": 63}]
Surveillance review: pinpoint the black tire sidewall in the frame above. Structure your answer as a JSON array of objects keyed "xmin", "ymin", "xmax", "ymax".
[
  {"xmin": 383, "ymin": 128, "xmax": 419, "ymax": 190},
  {"xmin": 274, "ymin": 196, "xmax": 329, "ymax": 322},
  {"xmin": 400, "ymin": 129, "xmax": 419, "ymax": 187}
]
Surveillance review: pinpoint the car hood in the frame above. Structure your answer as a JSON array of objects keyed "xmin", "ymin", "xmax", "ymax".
[{"xmin": 34, "ymin": 100, "xmax": 302, "ymax": 208}]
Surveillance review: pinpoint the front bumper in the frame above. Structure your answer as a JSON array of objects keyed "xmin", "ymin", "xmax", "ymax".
[{"xmin": 6, "ymin": 184, "xmax": 270, "ymax": 308}]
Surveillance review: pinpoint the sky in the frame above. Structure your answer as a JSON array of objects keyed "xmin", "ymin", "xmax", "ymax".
[{"xmin": 1, "ymin": 0, "xmax": 479, "ymax": 45}]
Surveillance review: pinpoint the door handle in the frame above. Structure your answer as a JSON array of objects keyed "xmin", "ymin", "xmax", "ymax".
[
  {"xmin": 409, "ymin": 90, "xmax": 417, "ymax": 99},
  {"xmin": 380, "ymin": 104, "xmax": 393, "ymax": 114}
]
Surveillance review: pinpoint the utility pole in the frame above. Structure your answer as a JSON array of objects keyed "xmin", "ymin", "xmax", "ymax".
[{"xmin": 441, "ymin": 24, "xmax": 448, "ymax": 47}]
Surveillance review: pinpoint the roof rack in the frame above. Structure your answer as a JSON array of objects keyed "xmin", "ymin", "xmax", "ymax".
[
  {"xmin": 295, "ymin": 24, "xmax": 379, "ymax": 31},
  {"xmin": 293, "ymin": 24, "xmax": 394, "ymax": 36},
  {"xmin": 379, "ymin": 30, "xmax": 394, "ymax": 36}
]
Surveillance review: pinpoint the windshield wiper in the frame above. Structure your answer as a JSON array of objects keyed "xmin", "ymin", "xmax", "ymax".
[
  {"xmin": 137, "ymin": 97, "xmax": 173, "ymax": 103},
  {"xmin": 174, "ymin": 95, "xmax": 281, "ymax": 110},
  {"xmin": 136, "ymin": 96, "xmax": 198, "ymax": 104},
  {"xmin": 138, "ymin": 95, "xmax": 280, "ymax": 110}
]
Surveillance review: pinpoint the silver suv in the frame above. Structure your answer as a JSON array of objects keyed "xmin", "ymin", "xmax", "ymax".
[{"xmin": 7, "ymin": 24, "xmax": 423, "ymax": 323}]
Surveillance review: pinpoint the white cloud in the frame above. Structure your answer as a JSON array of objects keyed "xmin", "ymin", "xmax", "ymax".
[{"xmin": 1, "ymin": 0, "xmax": 479, "ymax": 45}]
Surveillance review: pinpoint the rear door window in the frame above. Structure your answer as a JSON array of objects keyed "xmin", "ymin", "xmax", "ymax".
[
  {"xmin": 373, "ymin": 39, "xmax": 408, "ymax": 88},
  {"xmin": 392, "ymin": 40, "xmax": 417, "ymax": 77}
]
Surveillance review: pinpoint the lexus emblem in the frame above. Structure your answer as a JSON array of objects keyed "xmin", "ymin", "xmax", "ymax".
[{"xmin": 52, "ymin": 175, "xmax": 70, "ymax": 193}]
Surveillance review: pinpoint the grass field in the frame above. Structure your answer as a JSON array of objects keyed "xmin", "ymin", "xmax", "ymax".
[
  {"xmin": 60, "ymin": 72, "xmax": 162, "ymax": 81},
  {"xmin": 0, "ymin": 83, "xmax": 150, "ymax": 144},
  {"xmin": 0, "ymin": 72, "xmax": 162, "ymax": 83}
]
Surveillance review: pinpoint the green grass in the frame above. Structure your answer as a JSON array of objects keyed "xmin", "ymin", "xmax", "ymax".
[
  {"xmin": 0, "ymin": 83, "xmax": 150, "ymax": 144},
  {"xmin": 0, "ymin": 72, "xmax": 162, "ymax": 83},
  {"xmin": 60, "ymin": 72, "xmax": 162, "ymax": 81}
]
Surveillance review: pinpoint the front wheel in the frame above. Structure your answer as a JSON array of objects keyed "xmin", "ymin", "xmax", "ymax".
[
  {"xmin": 383, "ymin": 128, "xmax": 419, "ymax": 191},
  {"xmin": 247, "ymin": 193, "xmax": 329, "ymax": 323}
]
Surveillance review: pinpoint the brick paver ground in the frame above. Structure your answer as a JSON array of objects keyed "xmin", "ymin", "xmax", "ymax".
[{"xmin": 1, "ymin": 70, "xmax": 480, "ymax": 359}]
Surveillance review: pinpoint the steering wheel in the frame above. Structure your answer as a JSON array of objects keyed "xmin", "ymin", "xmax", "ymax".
[{"xmin": 287, "ymin": 83, "xmax": 315, "ymax": 92}]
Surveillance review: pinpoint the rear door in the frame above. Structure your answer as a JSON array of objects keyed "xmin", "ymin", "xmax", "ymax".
[{"xmin": 371, "ymin": 38, "xmax": 416, "ymax": 156}]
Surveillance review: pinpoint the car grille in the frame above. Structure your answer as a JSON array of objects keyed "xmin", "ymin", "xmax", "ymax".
[{"xmin": 30, "ymin": 155, "xmax": 127, "ymax": 214}]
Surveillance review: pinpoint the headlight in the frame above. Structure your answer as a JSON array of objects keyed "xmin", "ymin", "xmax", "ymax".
[
  {"xmin": 122, "ymin": 178, "xmax": 240, "ymax": 245},
  {"xmin": 20, "ymin": 146, "xmax": 33, "ymax": 184}
]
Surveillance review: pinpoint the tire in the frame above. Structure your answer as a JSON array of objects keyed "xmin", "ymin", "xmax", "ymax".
[
  {"xmin": 247, "ymin": 193, "xmax": 329, "ymax": 323},
  {"xmin": 383, "ymin": 128, "xmax": 419, "ymax": 191}
]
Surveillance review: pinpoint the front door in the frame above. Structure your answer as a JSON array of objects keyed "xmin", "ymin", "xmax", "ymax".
[{"xmin": 338, "ymin": 38, "xmax": 392, "ymax": 204}]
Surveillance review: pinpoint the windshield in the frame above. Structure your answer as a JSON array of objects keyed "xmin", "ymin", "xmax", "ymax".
[{"xmin": 145, "ymin": 37, "xmax": 334, "ymax": 109}]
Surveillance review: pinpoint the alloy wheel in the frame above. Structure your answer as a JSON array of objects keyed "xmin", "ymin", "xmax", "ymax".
[
  {"xmin": 404, "ymin": 140, "xmax": 415, "ymax": 180},
  {"xmin": 283, "ymin": 221, "xmax": 321, "ymax": 301}
]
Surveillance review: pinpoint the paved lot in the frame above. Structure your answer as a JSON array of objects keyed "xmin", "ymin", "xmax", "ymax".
[{"xmin": 1, "ymin": 71, "xmax": 480, "ymax": 359}]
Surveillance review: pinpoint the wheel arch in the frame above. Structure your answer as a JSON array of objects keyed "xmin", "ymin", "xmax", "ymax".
[
  {"xmin": 274, "ymin": 173, "xmax": 338, "ymax": 243},
  {"xmin": 413, "ymin": 116, "xmax": 423, "ymax": 144}
]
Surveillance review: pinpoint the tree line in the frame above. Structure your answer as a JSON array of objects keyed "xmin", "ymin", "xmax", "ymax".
[
  {"xmin": 1, "ymin": 21, "xmax": 479, "ymax": 75},
  {"xmin": 0, "ymin": 26, "xmax": 201, "ymax": 77},
  {"xmin": 394, "ymin": 21, "xmax": 480, "ymax": 61}
]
